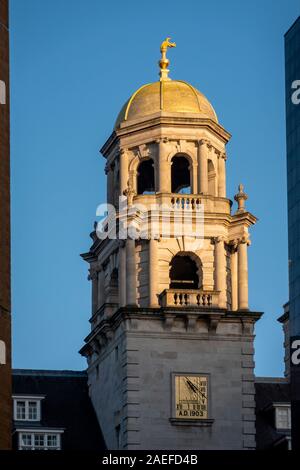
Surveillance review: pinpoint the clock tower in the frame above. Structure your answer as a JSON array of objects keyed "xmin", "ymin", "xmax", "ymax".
[{"xmin": 80, "ymin": 40, "xmax": 262, "ymax": 450}]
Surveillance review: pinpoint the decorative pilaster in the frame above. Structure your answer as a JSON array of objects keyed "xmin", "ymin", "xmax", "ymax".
[
  {"xmin": 230, "ymin": 241, "xmax": 238, "ymax": 311},
  {"xmin": 119, "ymin": 148, "xmax": 129, "ymax": 196},
  {"xmin": 157, "ymin": 138, "xmax": 170, "ymax": 193},
  {"xmin": 237, "ymin": 236, "xmax": 250, "ymax": 310},
  {"xmin": 89, "ymin": 266, "xmax": 99, "ymax": 315},
  {"xmin": 192, "ymin": 162, "xmax": 198, "ymax": 195},
  {"xmin": 105, "ymin": 163, "xmax": 114, "ymax": 205},
  {"xmin": 149, "ymin": 237, "xmax": 159, "ymax": 307},
  {"xmin": 97, "ymin": 266, "xmax": 105, "ymax": 310},
  {"xmin": 119, "ymin": 240, "xmax": 126, "ymax": 307},
  {"xmin": 214, "ymin": 236, "xmax": 227, "ymax": 309},
  {"xmin": 197, "ymin": 139, "xmax": 209, "ymax": 194},
  {"xmin": 218, "ymin": 152, "xmax": 226, "ymax": 198},
  {"xmin": 126, "ymin": 238, "xmax": 137, "ymax": 306}
]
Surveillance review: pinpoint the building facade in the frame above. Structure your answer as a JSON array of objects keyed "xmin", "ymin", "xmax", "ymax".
[
  {"xmin": 285, "ymin": 16, "xmax": 300, "ymax": 449},
  {"xmin": 12, "ymin": 370, "xmax": 105, "ymax": 451},
  {"xmin": 80, "ymin": 41, "xmax": 262, "ymax": 450},
  {"xmin": 255, "ymin": 377, "xmax": 291, "ymax": 450},
  {"xmin": 0, "ymin": 0, "xmax": 12, "ymax": 450}
]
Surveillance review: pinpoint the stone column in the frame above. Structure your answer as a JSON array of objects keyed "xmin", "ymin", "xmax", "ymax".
[
  {"xmin": 97, "ymin": 267, "xmax": 105, "ymax": 310},
  {"xmin": 126, "ymin": 238, "xmax": 137, "ymax": 306},
  {"xmin": 230, "ymin": 245, "xmax": 238, "ymax": 311},
  {"xmin": 191, "ymin": 163, "xmax": 197, "ymax": 194},
  {"xmin": 215, "ymin": 237, "xmax": 227, "ymax": 309},
  {"xmin": 149, "ymin": 238, "xmax": 159, "ymax": 307},
  {"xmin": 106, "ymin": 164, "xmax": 113, "ymax": 205},
  {"xmin": 218, "ymin": 152, "xmax": 226, "ymax": 198},
  {"xmin": 238, "ymin": 237, "xmax": 249, "ymax": 310},
  {"xmin": 158, "ymin": 139, "xmax": 170, "ymax": 193},
  {"xmin": 89, "ymin": 268, "xmax": 98, "ymax": 315},
  {"xmin": 197, "ymin": 139, "xmax": 209, "ymax": 194},
  {"xmin": 119, "ymin": 148, "xmax": 128, "ymax": 196},
  {"xmin": 119, "ymin": 242, "xmax": 126, "ymax": 307}
]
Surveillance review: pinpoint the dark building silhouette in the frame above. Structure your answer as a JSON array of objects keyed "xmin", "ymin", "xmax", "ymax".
[
  {"xmin": 255, "ymin": 378, "xmax": 291, "ymax": 449},
  {"xmin": 12, "ymin": 370, "xmax": 106, "ymax": 450},
  {"xmin": 0, "ymin": 0, "xmax": 12, "ymax": 450},
  {"xmin": 285, "ymin": 16, "xmax": 300, "ymax": 450}
]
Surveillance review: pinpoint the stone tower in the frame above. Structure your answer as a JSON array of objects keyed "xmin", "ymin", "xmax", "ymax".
[{"xmin": 80, "ymin": 40, "xmax": 262, "ymax": 450}]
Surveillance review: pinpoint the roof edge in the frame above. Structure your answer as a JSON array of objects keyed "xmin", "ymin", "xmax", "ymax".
[
  {"xmin": 284, "ymin": 16, "xmax": 300, "ymax": 37},
  {"xmin": 12, "ymin": 369, "xmax": 87, "ymax": 377}
]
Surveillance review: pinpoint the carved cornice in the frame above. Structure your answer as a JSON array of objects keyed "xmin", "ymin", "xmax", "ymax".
[
  {"xmin": 80, "ymin": 308, "xmax": 263, "ymax": 358},
  {"xmin": 155, "ymin": 137, "xmax": 169, "ymax": 145},
  {"xmin": 100, "ymin": 114, "xmax": 231, "ymax": 157}
]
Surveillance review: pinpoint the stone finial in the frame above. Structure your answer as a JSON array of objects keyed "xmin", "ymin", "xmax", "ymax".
[{"xmin": 234, "ymin": 184, "xmax": 248, "ymax": 213}]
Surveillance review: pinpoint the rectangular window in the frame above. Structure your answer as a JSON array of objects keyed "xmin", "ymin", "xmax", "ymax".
[
  {"xmin": 20, "ymin": 433, "xmax": 32, "ymax": 450},
  {"xmin": 28, "ymin": 402, "xmax": 38, "ymax": 420},
  {"xmin": 275, "ymin": 406, "xmax": 291, "ymax": 430},
  {"xmin": 16, "ymin": 401, "xmax": 26, "ymax": 420},
  {"xmin": 47, "ymin": 434, "xmax": 58, "ymax": 449},
  {"xmin": 34, "ymin": 434, "xmax": 45, "ymax": 449},
  {"xmin": 13, "ymin": 397, "xmax": 42, "ymax": 421},
  {"xmin": 19, "ymin": 432, "xmax": 61, "ymax": 450}
]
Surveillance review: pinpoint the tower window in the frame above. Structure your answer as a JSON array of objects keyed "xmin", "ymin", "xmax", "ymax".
[
  {"xmin": 137, "ymin": 159, "xmax": 155, "ymax": 194},
  {"xmin": 170, "ymin": 255, "xmax": 199, "ymax": 290},
  {"xmin": 171, "ymin": 155, "xmax": 191, "ymax": 194}
]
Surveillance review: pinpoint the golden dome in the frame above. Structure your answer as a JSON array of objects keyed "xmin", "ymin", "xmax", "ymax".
[{"xmin": 114, "ymin": 80, "xmax": 218, "ymax": 129}]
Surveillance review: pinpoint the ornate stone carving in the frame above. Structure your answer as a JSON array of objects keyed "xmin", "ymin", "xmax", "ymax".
[
  {"xmin": 104, "ymin": 163, "xmax": 111, "ymax": 175},
  {"xmin": 211, "ymin": 235, "xmax": 226, "ymax": 245},
  {"xmin": 123, "ymin": 182, "xmax": 136, "ymax": 206},
  {"xmin": 229, "ymin": 239, "xmax": 239, "ymax": 252},
  {"xmin": 238, "ymin": 234, "xmax": 251, "ymax": 246},
  {"xmin": 198, "ymin": 138, "xmax": 210, "ymax": 146},
  {"xmin": 120, "ymin": 147, "xmax": 128, "ymax": 156},
  {"xmin": 137, "ymin": 143, "xmax": 150, "ymax": 159}
]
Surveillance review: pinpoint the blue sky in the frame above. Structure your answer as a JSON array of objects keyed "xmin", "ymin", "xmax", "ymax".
[{"xmin": 10, "ymin": 0, "xmax": 300, "ymax": 375}]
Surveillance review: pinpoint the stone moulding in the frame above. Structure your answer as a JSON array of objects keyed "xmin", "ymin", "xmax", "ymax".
[{"xmin": 79, "ymin": 307, "xmax": 262, "ymax": 359}]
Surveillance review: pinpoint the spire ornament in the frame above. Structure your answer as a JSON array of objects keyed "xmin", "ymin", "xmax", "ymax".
[{"xmin": 159, "ymin": 37, "xmax": 176, "ymax": 81}]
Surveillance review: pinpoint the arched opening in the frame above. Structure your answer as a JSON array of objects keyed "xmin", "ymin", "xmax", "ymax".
[
  {"xmin": 169, "ymin": 254, "xmax": 199, "ymax": 290},
  {"xmin": 137, "ymin": 159, "xmax": 155, "ymax": 195},
  {"xmin": 171, "ymin": 155, "xmax": 191, "ymax": 194},
  {"xmin": 208, "ymin": 159, "xmax": 217, "ymax": 196}
]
